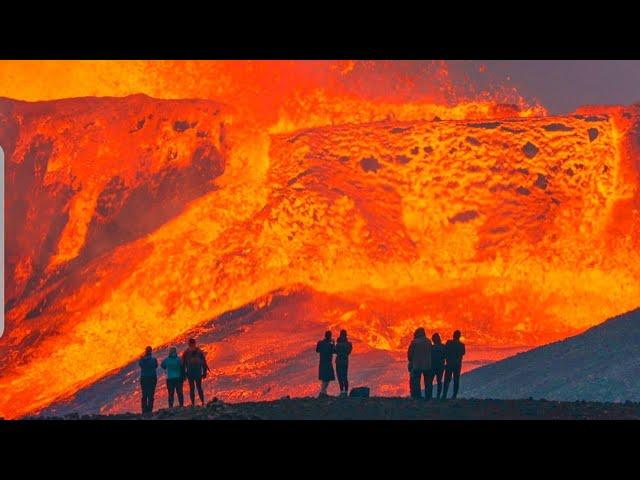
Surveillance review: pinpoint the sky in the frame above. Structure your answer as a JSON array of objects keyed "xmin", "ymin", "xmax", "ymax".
[{"xmin": 461, "ymin": 60, "xmax": 640, "ymax": 115}]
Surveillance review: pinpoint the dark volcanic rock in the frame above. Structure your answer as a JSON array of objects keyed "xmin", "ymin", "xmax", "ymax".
[
  {"xmin": 27, "ymin": 397, "xmax": 640, "ymax": 420},
  {"xmin": 461, "ymin": 308, "xmax": 640, "ymax": 402}
]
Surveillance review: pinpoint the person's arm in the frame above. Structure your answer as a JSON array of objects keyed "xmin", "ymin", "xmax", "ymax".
[
  {"xmin": 347, "ymin": 342, "xmax": 353, "ymax": 355},
  {"xmin": 316, "ymin": 341, "xmax": 321, "ymax": 353},
  {"xmin": 461, "ymin": 343, "xmax": 466, "ymax": 357},
  {"xmin": 161, "ymin": 358, "xmax": 167, "ymax": 370},
  {"xmin": 138, "ymin": 358, "xmax": 144, "ymax": 368},
  {"xmin": 407, "ymin": 343, "xmax": 414, "ymax": 362},
  {"xmin": 181, "ymin": 352, "xmax": 188, "ymax": 376},
  {"xmin": 201, "ymin": 351, "xmax": 210, "ymax": 373}
]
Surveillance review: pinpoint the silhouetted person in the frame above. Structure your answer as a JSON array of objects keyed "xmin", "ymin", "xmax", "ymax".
[
  {"xmin": 335, "ymin": 330, "xmax": 353, "ymax": 397},
  {"xmin": 182, "ymin": 338, "xmax": 209, "ymax": 407},
  {"xmin": 138, "ymin": 346, "xmax": 158, "ymax": 414},
  {"xmin": 316, "ymin": 331, "xmax": 336, "ymax": 397},
  {"xmin": 161, "ymin": 347, "xmax": 184, "ymax": 408},
  {"xmin": 407, "ymin": 327, "xmax": 432, "ymax": 399},
  {"xmin": 428, "ymin": 333, "xmax": 445, "ymax": 399},
  {"xmin": 442, "ymin": 330, "xmax": 466, "ymax": 400}
]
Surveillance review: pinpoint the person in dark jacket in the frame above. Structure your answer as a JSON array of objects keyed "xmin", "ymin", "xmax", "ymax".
[
  {"xmin": 334, "ymin": 330, "xmax": 353, "ymax": 397},
  {"xmin": 442, "ymin": 330, "xmax": 466, "ymax": 400},
  {"xmin": 182, "ymin": 338, "xmax": 209, "ymax": 407},
  {"xmin": 428, "ymin": 333, "xmax": 445, "ymax": 400},
  {"xmin": 407, "ymin": 327, "xmax": 432, "ymax": 399},
  {"xmin": 138, "ymin": 346, "xmax": 158, "ymax": 414},
  {"xmin": 316, "ymin": 331, "xmax": 335, "ymax": 397},
  {"xmin": 161, "ymin": 347, "xmax": 184, "ymax": 408}
]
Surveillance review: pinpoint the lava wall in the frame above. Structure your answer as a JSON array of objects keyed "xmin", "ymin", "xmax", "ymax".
[
  {"xmin": 2, "ymin": 95, "xmax": 229, "ymax": 305},
  {"xmin": 1, "ymin": 97, "xmax": 638, "ymax": 419}
]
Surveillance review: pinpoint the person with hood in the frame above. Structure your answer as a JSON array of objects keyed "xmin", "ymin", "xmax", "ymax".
[
  {"xmin": 334, "ymin": 330, "xmax": 353, "ymax": 397},
  {"xmin": 182, "ymin": 338, "xmax": 209, "ymax": 407},
  {"xmin": 442, "ymin": 330, "xmax": 466, "ymax": 400},
  {"xmin": 138, "ymin": 346, "xmax": 158, "ymax": 414},
  {"xmin": 161, "ymin": 347, "xmax": 184, "ymax": 408},
  {"xmin": 316, "ymin": 331, "xmax": 336, "ymax": 397},
  {"xmin": 407, "ymin": 327, "xmax": 432, "ymax": 399},
  {"xmin": 428, "ymin": 333, "xmax": 445, "ymax": 400}
]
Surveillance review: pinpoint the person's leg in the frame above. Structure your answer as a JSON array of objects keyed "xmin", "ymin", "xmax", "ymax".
[
  {"xmin": 320, "ymin": 381, "xmax": 329, "ymax": 396},
  {"xmin": 177, "ymin": 380, "xmax": 184, "ymax": 407},
  {"xmin": 140, "ymin": 378, "xmax": 148, "ymax": 413},
  {"xmin": 425, "ymin": 370, "xmax": 434, "ymax": 399},
  {"xmin": 196, "ymin": 377, "xmax": 205, "ymax": 405},
  {"xmin": 149, "ymin": 377, "xmax": 157, "ymax": 413},
  {"xmin": 452, "ymin": 365, "xmax": 461, "ymax": 399},
  {"xmin": 344, "ymin": 365, "xmax": 349, "ymax": 394},
  {"xmin": 167, "ymin": 379, "xmax": 173, "ymax": 408},
  {"xmin": 337, "ymin": 366, "xmax": 346, "ymax": 393},
  {"xmin": 409, "ymin": 371, "xmax": 416, "ymax": 398},
  {"xmin": 143, "ymin": 377, "xmax": 154, "ymax": 413},
  {"xmin": 410, "ymin": 371, "xmax": 420, "ymax": 398},
  {"xmin": 436, "ymin": 369, "xmax": 443, "ymax": 399},
  {"xmin": 443, "ymin": 368, "xmax": 452, "ymax": 399},
  {"xmin": 188, "ymin": 377, "xmax": 196, "ymax": 406},
  {"xmin": 422, "ymin": 370, "xmax": 430, "ymax": 399}
]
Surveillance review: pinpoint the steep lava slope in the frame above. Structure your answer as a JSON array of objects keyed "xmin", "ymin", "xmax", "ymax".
[
  {"xmin": 461, "ymin": 308, "xmax": 640, "ymax": 402},
  {"xmin": 2, "ymin": 95, "xmax": 229, "ymax": 306},
  {"xmin": 2, "ymin": 97, "xmax": 639, "ymax": 419}
]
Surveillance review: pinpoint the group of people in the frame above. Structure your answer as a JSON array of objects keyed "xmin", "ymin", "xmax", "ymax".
[
  {"xmin": 138, "ymin": 338, "xmax": 209, "ymax": 414},
  {"xmin": 316, "ymin": 329, "xmax": 354, "ymax": 397},
  {"xmin": 407, "ymin": 328, "xmax": 465, "ymax": 400},
  {"xmin": 138, "ymin": 328, "xmax": 465, "ymax": 414},
  {"xmin": 315, "ymin": 328, "xmax": 466, "ymax": 400}
]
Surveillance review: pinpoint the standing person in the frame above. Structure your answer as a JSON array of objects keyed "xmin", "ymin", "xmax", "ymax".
[
  {"xmin": 442, "ymin": 330, "xmax": 466, "ymax": 400},
  {"xmin": 334, "ymin": 330, "xmax": 353, "ymax": 397},
  {"xmin": 407, "ymin": 327, "xmax": 432, "ymax": 399},
  {"xmin": 182, "ymin": 338, "xmax": 209, "ymax": 407},
  {"xmin": 429, "ymin": 333, "xmax": 445, "ymax": 400},
  {"xmin": 316, "ymin": 331, "xmax": 336, "ymax": 397},
  {"xmin": 138, "ymin": 346, "xmax": 158, "ymax": 415},
  {"xmin": 161, "ymin": 347, "xmax": 184, "ymax": 408}
]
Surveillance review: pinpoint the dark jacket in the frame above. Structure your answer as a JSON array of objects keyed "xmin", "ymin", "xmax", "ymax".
[
  {"xmin": 334, "ymin": 339, "xmax": 353, "ymax": 368},
  {"xmin": 444, "ymin": 339, "xmax": 466, "ymax": 368},
  {"xmin": 431, "ymin": 343, "xmax": 445, "ymax": 371},
  {"xmin": 182, "ymin": 347, "xmax": 208, "ymax": 379},
  {"xmin": 139, "ymin": 354, "xmax": 158, "ymax": 378},
  {"xmin": 316, "ymin": 339, "xmax": 336, "ymax": 381},
  {"xmin": 408, "ymin": 336, "xmax": 432, "ymax": 372}
]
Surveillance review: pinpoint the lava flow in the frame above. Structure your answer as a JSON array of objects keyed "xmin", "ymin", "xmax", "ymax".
[{"xmin": 1, "ymin": 61, "xmax": 639, "ymax": 419}]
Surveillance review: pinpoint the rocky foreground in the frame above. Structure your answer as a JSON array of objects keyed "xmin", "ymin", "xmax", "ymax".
[{"xmin": 26, "ymin": 397, "xmax": 640, "ymax": 420}]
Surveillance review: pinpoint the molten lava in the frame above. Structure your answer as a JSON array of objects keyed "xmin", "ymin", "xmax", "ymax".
[{"xmin": 1, "ymin": 61, "xmax": 639, "ymax": 419}]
